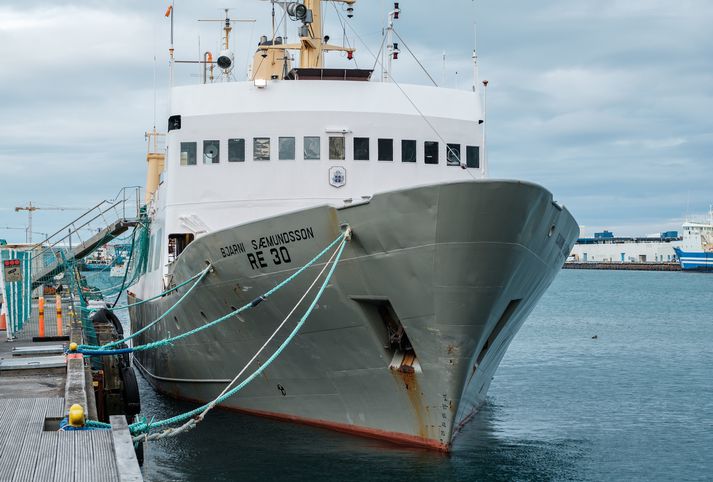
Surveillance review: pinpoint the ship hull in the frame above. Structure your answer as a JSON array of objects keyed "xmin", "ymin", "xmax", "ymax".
[
  {"xmin": 674, "ymin": 248, "xmax": 713, "ymax": 271},
  {"xmin": 129, "ymin": 180, "xmax": 578, "ymax": 450}
]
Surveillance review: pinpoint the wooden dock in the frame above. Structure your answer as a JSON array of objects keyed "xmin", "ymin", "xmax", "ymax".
[{"xmin": 0, "ymin": 299, "xmax": 143, "ymax": 481}]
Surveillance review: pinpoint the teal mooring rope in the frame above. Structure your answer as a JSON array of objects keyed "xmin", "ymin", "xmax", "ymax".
[
  {"xmin": 73, "ymin": 231, "xmax": 346, "ymax": 357},
  {"xmin": 83, "ymin": 230, "xmax": 349, "ymax": 434}
]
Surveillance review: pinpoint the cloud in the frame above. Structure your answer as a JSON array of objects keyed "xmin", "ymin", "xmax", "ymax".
[{"xmin": 0, "ymin": 0, "xmax": 712, "ymax": 241}]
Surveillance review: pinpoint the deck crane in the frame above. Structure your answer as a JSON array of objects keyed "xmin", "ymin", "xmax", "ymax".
[{"xmin": 14, "ymin": 202, "xmax": 84, "ymax": 244}]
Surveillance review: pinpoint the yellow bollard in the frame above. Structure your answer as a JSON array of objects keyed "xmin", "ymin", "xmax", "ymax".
[
  {"xmin": 68, "ymin": 404, "xmax": 85, "ymax": 427},
  {"xmin": 55, "ymin": 294, "xmax": 63, "ymax": 337},
  {"xmin": 38, "ymin": 296, "xmax": 45, "ymax": 337}
]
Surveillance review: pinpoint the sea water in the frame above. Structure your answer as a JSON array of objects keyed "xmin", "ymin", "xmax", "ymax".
[{"xmin": 90, "ymin": 270, "xmax": 713, "ymax": 481}]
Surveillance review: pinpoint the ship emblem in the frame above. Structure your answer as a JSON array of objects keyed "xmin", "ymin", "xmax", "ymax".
[{"xmin": 329, "ymin": 166, "xmax": 346, "ymax": 188}]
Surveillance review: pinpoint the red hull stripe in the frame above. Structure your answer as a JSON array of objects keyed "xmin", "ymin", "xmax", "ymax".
[{"xmin": 157, "ymin": 389, "xmax": 451, "ymax": 452}]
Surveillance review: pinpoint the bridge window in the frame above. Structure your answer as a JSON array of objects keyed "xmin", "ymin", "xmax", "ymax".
[
  {"xmin": 354, "ymin": 137, "xmax": 370, "ymax": 161},
  {"xmin": 180, "ymin": 142, "xmax": 197, "ymax": 166},
  {"xmin": 203, "ymin": 140, "xmax": 220, "ymax": 164},
  {"xmin": 254, "ymin": 137, "xmax": 271, "ymax": 161},
  {"xmin": 446, "ymin": 143, "xmax": 461, "ymax": 166},
  {"xmin": 402, "ymin": 140, "xmax": 416, "ymax": 162},
  {"xmin": 304, "ymin": 136, "xmax": 321, "ymax": 160},
  {"xmin": 425, "ymin": 141, "xmax": 439, "ymax": 164},
  {"xmin": 229, "ymin": 139, "xmax": 245, "ymax": 162},
  {"xmin": 329, "ymin": 136, "xmax": 345, "ymax": 160},
  {"xmin": 466, "ymin": 145, "xmax": 480, "ymax": 168},
  {"xmin": 378, "ymin": 139, "xmax": 394, "ymax": 161},
  {"xmin": 279, "ymin": 137, "xmax": 296, "ymax": 160}
]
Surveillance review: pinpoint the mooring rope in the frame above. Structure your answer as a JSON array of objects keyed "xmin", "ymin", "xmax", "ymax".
[
  {"xmin": 84, "ymin": 227, "xmax": 350, "ymax": 436},
  {"xmin": 78, "ymin": 267, "xmax": 210, "ymax": 313},
  {"xmin": 72, "ymin": 231, "xmax": 347, "ymax": 357},
  {"xmin": 78, "ymin": 264, "xmax": 212, "ymax": 351},
  {"xmin": 132, "ymin": 234, "xmax": 348, "ymax": 441}
]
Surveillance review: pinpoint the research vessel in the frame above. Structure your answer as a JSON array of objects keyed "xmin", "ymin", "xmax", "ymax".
[{"xmin": 129, "ymin": 0, "xmax": 579, "ymax": 450}]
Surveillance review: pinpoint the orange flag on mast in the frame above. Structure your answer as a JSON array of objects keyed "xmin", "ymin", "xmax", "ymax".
[{"xmin": 165, "ymin": 5, "xmax": 173, "ymax": 17}]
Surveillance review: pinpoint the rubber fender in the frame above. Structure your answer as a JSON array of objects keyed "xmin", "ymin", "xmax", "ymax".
[
  {"xmin": 90, "ymin": 308, "xmax": 124, "ymax": 337},
  {"xmin": 120, "ymin": 366, "xmax": 141, "ymax": 418},
  {"xmin": 117, "ymin": 343, "xmax": 130, "ymax": 369}
]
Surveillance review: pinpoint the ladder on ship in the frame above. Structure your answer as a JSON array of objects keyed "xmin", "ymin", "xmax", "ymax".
[{"xmin": 30, "ymin": 187, "xmax": 143, "ymax": 290}]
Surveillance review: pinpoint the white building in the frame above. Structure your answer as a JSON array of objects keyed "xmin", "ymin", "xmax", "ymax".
[{"xmin": 570, "ymin": 237, "xmax": 681, "ymax": 263}]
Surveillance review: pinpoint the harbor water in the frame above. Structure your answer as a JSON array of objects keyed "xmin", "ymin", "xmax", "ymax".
[{"xmin": 89, "ymin": 269, "xmax": 713, "ymax": 481}]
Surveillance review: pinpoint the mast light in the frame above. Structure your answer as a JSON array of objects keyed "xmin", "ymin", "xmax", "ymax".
[{"xmin": 217, "ymin": 50, "xmax": 234, "ymax": 69}]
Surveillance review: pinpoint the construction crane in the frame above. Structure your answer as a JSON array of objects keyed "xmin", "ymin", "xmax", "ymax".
[{"xmin": 14, "ymin": 202, "xmax": 84, "ymax": 244}]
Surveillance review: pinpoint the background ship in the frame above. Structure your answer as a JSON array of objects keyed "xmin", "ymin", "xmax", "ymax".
[
  {"xmin": 128, "ymin": 0, "xmax": 579, "ymax": 450},
  {"xmin": 674, "ymin": 208, "xmax": 713, "ymax": 271}
]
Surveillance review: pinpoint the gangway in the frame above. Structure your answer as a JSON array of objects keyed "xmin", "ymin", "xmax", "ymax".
[{"xmin": 30, "ymin": 187, "xmax": 143, "ymax": 289}]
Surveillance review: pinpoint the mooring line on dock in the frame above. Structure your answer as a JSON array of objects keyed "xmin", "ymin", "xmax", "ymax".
[
  {"xmin": 72, "ymin": 230, "xmax": 348, "ymax": 357},
  {"xmin": 78, "ymin": 264, "xmax": 207, "ymax": 313},
  {"xmin": 81, "ymin": 264, "xmax": 212, "ymax": 351},
  {"xmin": 82, "ymin": 228, "xmax": 350, "ymax": 439},
  {"xmin": 131, "ymin": 232, "xmax": 349, "ymax": 441}
]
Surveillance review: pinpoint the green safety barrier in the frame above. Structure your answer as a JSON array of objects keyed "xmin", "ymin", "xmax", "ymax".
[{"xmin": 0, "ymin": 248, "xmax": 32, "ymax": 337}]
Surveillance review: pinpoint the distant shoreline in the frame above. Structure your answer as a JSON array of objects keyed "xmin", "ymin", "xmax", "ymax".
[{"xmin": 564, "ymin": 262, "xmax": 681, "ymax": 272}]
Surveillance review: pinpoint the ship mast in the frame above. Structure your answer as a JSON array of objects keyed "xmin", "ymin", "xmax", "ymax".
[{"xmin": 256, "ymin": 0, "xmax": 356, "ymax": 75}]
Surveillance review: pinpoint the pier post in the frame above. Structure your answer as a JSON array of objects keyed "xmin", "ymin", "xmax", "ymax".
[
  {"xmin": 38, "ymin": 296, "xmax": 45, "ymax": 337},
  {"xmin": 55, "ymin": 294, "xmax": 63, "ymax": 336}
]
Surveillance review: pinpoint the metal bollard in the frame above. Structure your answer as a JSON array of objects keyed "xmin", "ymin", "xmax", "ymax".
[
  {"xmin": 55, "ymin": 294, "xmax": 63, "ymax": 337},
  {"xmin": 38, "ymin": 296, "xmax": 45, "ymax": 337}
]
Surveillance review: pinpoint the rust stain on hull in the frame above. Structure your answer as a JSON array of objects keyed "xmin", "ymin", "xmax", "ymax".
[{"xmin": 391, "ymin": 369, "xmax": 429, "ymax": 440}]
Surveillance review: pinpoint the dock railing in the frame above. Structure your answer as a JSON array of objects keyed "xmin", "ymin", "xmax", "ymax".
[{"xmin": 30, "ymin": 186, "xmax": 143, "ymax": 288}]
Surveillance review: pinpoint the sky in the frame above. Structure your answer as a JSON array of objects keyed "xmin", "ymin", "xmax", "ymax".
[{"xmin": 0, "ymin": 0, "xmax": 711, "ymax": 242}]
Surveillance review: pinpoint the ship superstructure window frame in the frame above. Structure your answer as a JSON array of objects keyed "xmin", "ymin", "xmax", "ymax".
[
  {"xmin": 378, "ymin": 139, "xmax": 394, "ymax": 162},
  {"xmin": 329, "ymin": 136, "xmax": 345, "ymax": 160},
  {"xmin": 228, "ymin": 138, "xmax": 245, "ymax": 162},
  {"xmin": 425, "ymin": 141, "xmax": 439, "ymax": 164},
  {"xmin": 279, "ymin": 137, "xmax": 296, "ymax": 161},
  {"xmin": 180, "ymin": 142, "xmax": 197, "ymax": 166},
  {"xmin": 254, "ymin": 137, "xmax": 271, "ymax": 161},
  {"xmin": 203, "ymin": 140, "xmax": 220, "ymax": 164},
  {"xmin": 354, "ymin": 137, "xmax": 370, "ymax": 161},
  {"xmin": 304, "ymin": 136, "xmax": 321, "ymax": 160},
  {"xmin": 446, "ymin": 143, "xmax": 461, "ymax": 166},
  {"xmin": 466, "ymin": 145, "xmax": 480, "ymax": 168},
  {"xmin": 401, "ymin": 140, "xmax": 417, "ymax": 163}
]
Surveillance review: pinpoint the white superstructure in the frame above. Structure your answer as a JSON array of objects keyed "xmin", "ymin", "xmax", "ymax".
[{"xmin": 138, "ymin": 12, "xmax": 485, "ymax": 300}]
